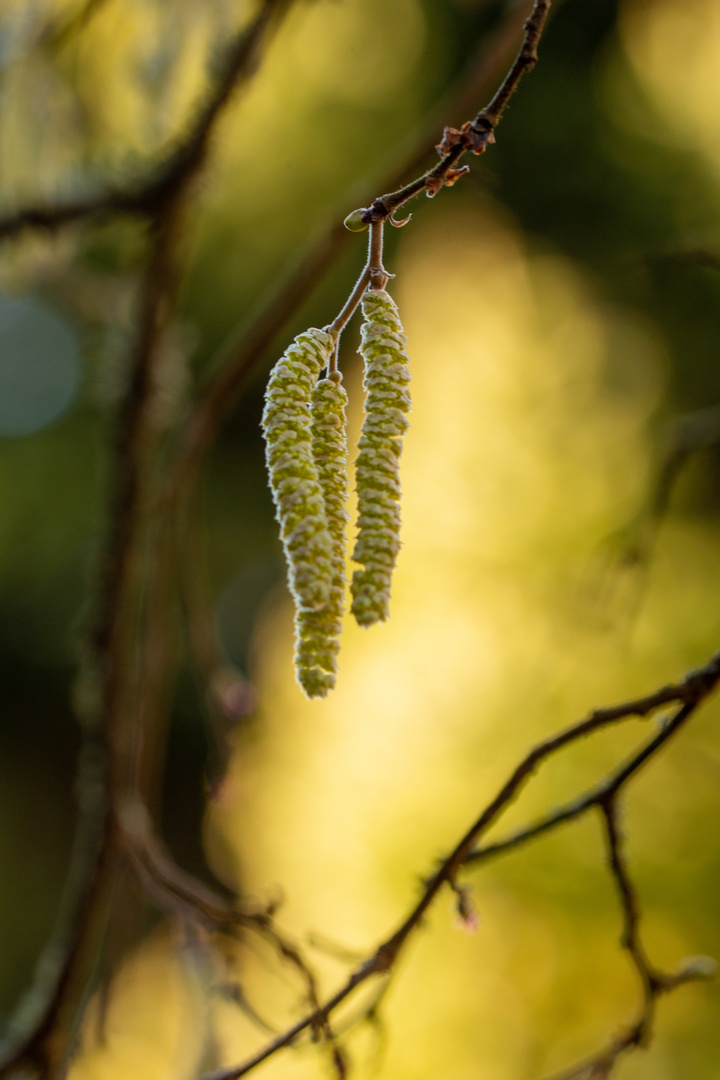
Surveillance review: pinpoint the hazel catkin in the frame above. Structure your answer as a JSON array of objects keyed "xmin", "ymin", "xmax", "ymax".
[
  {"xmin": 295, "ymin": 374, "xmax": 349, "ymax": 697},
  {"xmin": 350, "ymin": 288, "xmax": 411, "ymax": 627},
  {"xmin": 261, "ymin": 328, "xmax": 336, "ymax": 614}
]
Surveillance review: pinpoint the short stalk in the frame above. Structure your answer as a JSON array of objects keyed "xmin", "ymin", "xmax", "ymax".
[{"xmin": 368, "ymin": 220, "xmax": 389, "ymax": 291}]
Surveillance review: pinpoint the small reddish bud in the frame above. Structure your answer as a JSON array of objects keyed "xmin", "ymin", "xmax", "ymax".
[
  {"xmin": 436, "ymin": 126, "xmax": 462, "ymax": 157},
  {"xmin": 444, "ymin": 166, "xmax": 470, "ymax": 188},
  {"xmin": 454, "ymin": 885, "xmax": 480, "ymax": 934}
]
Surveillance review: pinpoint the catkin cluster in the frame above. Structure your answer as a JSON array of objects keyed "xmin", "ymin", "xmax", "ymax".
[
  {"xmin": 261, "ymin": 328, "xmax": 348, "ymax": 698},
  {"xmin": 351, "ymin": 289, "xmax": 411, "ymax": 626},
  {"xmin": 261, "ymin": 287, "xmax": 411, "ymax": 698}
]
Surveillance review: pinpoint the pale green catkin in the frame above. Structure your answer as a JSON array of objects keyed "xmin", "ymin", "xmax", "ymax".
[
  {"xmin": 295, "ymin": 374, "xmax": 349, "ymax": 698},
  {"xmin": 351, "ymin": 288, "xmax": 411, "ymax": 627},
  {"xmin": 261, "ymin": 328, "xmax": 336, "ymax": 614}
]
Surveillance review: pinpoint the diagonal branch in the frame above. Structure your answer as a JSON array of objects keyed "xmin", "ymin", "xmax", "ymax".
[
  {"xmin": 0, "ymin": 0, "xmax": 292, "ymax": 242},
  {"xmin": 198, "ymin": 649, "xmax": 720, "ymax": 1080},
  {"xmin": 362, "ymin": 0, "xmax": 552, "ymax": 223},
  {"xmin": 166, "ymin": 0, "xmax": 561, "ymax": 505}
]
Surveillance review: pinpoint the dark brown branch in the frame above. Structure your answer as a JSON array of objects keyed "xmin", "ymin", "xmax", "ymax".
[
  {"xmin": 599, "ymin": 800, "xmax": 655, "ymax": 1044},
  {"xmin": 0, "ymin": 194, "xmax": 116, "ymax": 240},
  {"xmin": 0, "ymin": 5, "xmax": 297, "ymax": 1074},
  {"xmin": 362, "ymin": 0, "xmax": 551, "ymax": 223},
  {"xmin": 538, "ymin": 799, "xmax": 715, "ymax": 1080},
  {"xmin": 199, "ymin": 650, "xmax": 720, "ymax": 1080},
  {"xmin": 167, "ymin": 0, "xmax": 561, "ymax": 503},
  {"xmin": 463, "ymin": 649, "xmax": 720, "ymax": 862},
  {"xmin": 465, "ymin": 702, "xmax": 702, "ymax": 868},
  {"xmin": 117, "ymin": 802, "xmax": 347, "ymax": 1073},
  {"xmin": 0, "ymin": 0, "xmax": 291, "ymax": 242},
  {"xmin": 0, "ymin": 735, "xmax": 108, "ymax": 1077}
]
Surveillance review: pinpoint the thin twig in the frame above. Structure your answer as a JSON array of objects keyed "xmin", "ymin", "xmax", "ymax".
[
  {"xmin": 367, "ymin": 219, "xmax": 389, "ymax": 290},
  {"xmin": 466, "ymin": 704, "xmax": 704, "ymax": 868},
  {"xmin": 538, "ymin": 798, "xmax": 715, "ymax": 1080},
  {"xmin": 361, "ymin": 0, "xmax": 551, "ymax": 224},
  {"xmin": 118, "ymin": 801, "xmax": 347, "ymax": 1072},
  {"xmin": 326, "ymin": 218, "xmax": 387, "ymax": 337},
  {"xmin": 327, "ymin": 263, "xmax": 371, "ymax": 337},
  {"xmin": 140, "ymin": 0, "xmax": 563, "ymax": 503},
  {"xmin": 198, "ymin": 649, "xmax": 720, "ymax": 1080},
  {"xmin": 0, "ymin": 0, "xmax": 291, "ymax": 242},
  {"xmin": 0, "ymin": 5, "xmax": 298, "ymax": 1074}
]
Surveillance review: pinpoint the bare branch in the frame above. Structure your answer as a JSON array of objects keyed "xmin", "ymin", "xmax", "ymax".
[
  {"xmin": 0, "ymin": 0, "xmax": 292, "ymax": 242},
  {"xmin": 362, "ymin": 0, "xmax": 552, "ymax": 223},
  {"xmin": 118, "ymin": 799, "xmax": 349, "ymax": 1072},
  {"xmin": 6, "ymin": 4, "xmax": 715, "ymax": 1078},
  {"xmin": 199, "ymin": 649, "xmax": 720, "ymax": 1080},
  {"xmin": 0, "ymin": 4, "xmax": 298, "ymax": 1073},
  {"xmin": 167, "ymin": 0, "xmax": 561, "ymax": 508},
  {"xmin": 0, "ymin": 736, "xmax": 108, "ymax": 1078},
  {"xmin": 538, "ymin": 799, "xmax": 716, "ymax": 1080}
]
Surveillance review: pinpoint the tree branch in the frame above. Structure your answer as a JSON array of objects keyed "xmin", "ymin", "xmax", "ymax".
[
  {"xmin": 198, "ymin": 649, "xmax": 720, "ymax": 1080},
  {"xmin": 166, "ymin": 0, "xmax": 560, "ymax": 508},
  {"xmin": 362, "ymin": 0, "xmax": 551, "ymax": 223},
  {"xmin": 538, "ymin": 798, "xmax": 716, "ymax": 1080},
  {"xmin": 0, "ymin": 4, "xmax": 298, "ymax": 1074},
  {"xmin": 0, "ymin": 0, "xmax": 292, "ymax": 242}
]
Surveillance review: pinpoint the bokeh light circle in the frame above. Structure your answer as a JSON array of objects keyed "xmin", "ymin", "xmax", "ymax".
[{"xmin": 0, "ymin": 296, "xmax": 81, "ymax": 438}]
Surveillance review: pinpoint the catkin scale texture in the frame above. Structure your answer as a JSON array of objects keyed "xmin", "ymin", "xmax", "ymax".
[
  {"xmin": 261, "ymin": 328, "xmax": 336, "ymax": 614},
  {"xmin": 351, "ymin": 289, "xmax": 411, "ymax": 626},
  {"xmin": 296, "ymin": 375, "xmax": 349, "ymax": 698}
]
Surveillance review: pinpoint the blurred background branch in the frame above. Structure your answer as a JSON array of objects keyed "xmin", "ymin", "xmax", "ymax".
[
  {"xmin": 199, "ymin": 649, "xmax": 720, "ymax": 1080},
  {"xmin": 1, "ymin": 1, "xmax": 720, "ymax": 1079}
]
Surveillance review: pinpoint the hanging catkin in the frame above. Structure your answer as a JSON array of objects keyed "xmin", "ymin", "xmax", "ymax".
[
  {"xmin": 295, "ymin": 373, "xmax": 349, "ymax": 697},
  {"xmin": 351, "ymin": 288, "xmax": 411, "ymax": 626},
  {"xmin": 261, "ymin": 328, "xmax": 336, "ymax": 613}
]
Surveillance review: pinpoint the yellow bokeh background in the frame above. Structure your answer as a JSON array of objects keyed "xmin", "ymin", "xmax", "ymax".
[
  {"xmin": 6, "ymin": 0, "xmax": 712, "ymax": 1076},
  {"xmin": 73, "ymin": 216, "xmax": 720, "ymax": 1078}
]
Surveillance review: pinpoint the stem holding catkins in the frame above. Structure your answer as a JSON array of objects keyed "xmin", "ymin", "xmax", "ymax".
[{"xmin": 262, "ymin": 212, "xmax": 409, "ymax": 684}]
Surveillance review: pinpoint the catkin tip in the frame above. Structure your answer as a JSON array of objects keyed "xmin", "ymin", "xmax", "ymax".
[{"xmin": 297, "ymin": 665, "xmax": 336, "ymax": 699}]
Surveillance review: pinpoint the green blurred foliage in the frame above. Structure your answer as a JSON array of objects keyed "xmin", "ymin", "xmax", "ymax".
[{"xmin": 0, "ymin": 0, "xmax": 719, "ymax": 1076}]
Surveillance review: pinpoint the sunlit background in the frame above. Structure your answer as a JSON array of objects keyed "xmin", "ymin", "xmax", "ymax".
[{"xmin": 2, "ymin": 0, "xmax": 720, "ymax": 1078}]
